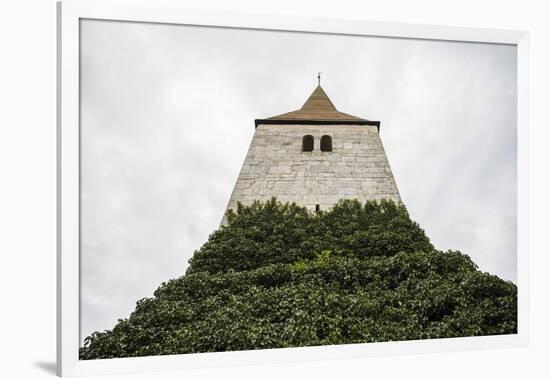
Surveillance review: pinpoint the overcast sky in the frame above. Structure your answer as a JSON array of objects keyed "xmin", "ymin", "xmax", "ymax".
[{"xmin": 80, "ymin": 19, "xmax": 517, "ymax": 345}]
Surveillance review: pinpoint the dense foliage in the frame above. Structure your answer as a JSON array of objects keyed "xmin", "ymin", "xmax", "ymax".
[{"xmin": 80, "ymin": 199, "xmax": 517, "ymax": 359}]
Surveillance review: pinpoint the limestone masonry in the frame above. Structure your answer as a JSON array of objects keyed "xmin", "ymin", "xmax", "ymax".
[{"xmin": 225, "ymin": 84, "xmax": 401, "ymax": 214}]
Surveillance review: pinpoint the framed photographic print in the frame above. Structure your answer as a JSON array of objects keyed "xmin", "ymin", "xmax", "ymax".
[{"xmin": 57, "ymin": 0, "xmax": 529, "ymax": 376}]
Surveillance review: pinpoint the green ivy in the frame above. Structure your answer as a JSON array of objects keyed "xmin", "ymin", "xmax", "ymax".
[{"xmin": 80, "ymin": 198, "xmax": 517, "ymax": 359}]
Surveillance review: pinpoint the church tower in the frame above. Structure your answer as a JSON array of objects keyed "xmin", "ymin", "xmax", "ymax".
[{"xmin": 226, "ymin": 81, "xmax": 401, "ymax": 214}]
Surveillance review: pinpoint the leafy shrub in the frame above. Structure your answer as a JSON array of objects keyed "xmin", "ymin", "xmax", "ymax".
[{"xmin": 80, "ymin": 199, "xmax": 517, "ymax": 359}]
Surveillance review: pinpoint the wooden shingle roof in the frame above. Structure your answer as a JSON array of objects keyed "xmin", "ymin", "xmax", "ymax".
[
  {"xmin": 269, "ymin": 85, "xmax": 366, "ymax": 122},
  {"xmin": 255, "ymin": 85, "xmax": 380, "ymax": 130}
]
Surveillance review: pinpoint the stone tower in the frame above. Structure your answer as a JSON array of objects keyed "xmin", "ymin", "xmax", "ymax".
[{"xmin": 225, "ymin": 83, "xmax": 401, "ymax": 214}]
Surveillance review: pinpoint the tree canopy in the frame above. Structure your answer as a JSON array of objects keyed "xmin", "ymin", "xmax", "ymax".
[{"xmin": 80, "ymin": 199, "xmax": 517, "ymax": 359}]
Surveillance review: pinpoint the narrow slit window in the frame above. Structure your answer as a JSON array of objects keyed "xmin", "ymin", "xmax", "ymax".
[
  {"xmin": 321, "ymin": 135, "xmax": 332, "ymax": 152},
  {"xmin": 302, "ymin": 135, "xmax": 314, "ymax": 152}
]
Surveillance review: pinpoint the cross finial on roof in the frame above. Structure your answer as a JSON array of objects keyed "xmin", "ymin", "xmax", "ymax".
[{"xmin": 317, "ymin": 72, "xmax": 322, "ymax": 86}]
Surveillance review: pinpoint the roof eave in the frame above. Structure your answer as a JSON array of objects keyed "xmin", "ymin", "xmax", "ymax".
[{"xmin": 254, "ymin": 119, "xmax": 381, "ymax": 132}]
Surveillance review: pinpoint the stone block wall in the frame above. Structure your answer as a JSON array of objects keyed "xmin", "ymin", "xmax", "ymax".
[{"xmin": 225, "ymin": 124, "xmax": 401, "ymax": 214}]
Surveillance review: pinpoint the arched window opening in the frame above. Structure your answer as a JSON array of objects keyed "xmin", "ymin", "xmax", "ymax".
[
  {"xmin": 321, "ymin": 135, "xmax": 332, "ymax": 152},
  {"xmin": 302, "ymin": 135, "xmax": 314, "ymax": 152}
]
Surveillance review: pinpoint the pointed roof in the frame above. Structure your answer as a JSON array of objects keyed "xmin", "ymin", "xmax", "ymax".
[
  {"xmin": 268, "ymin": 85, "xmax": 367, "ymax": 122},
  {"xmin": 255, "ymin": 85, "xmax": 380, "ymax": 130}
]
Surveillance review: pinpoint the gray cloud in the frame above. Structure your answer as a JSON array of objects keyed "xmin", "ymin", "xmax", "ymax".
[{"xmin": 80, "ymin": 20, "xmax": 517, "ymax": 345}]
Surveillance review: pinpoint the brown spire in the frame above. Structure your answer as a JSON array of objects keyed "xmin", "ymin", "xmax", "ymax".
[
  {"xmin": 265, "ymin": 85, "xmax": 368, "ymax": 122},
  {"xmin": 301, "ymin": 86, "xmax": 337, "ymax": 112}
]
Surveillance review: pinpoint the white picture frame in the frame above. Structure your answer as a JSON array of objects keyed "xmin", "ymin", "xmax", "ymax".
[{"xmin": 57, "ymin": 0, "xmax": 530, "ymax": 376}]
